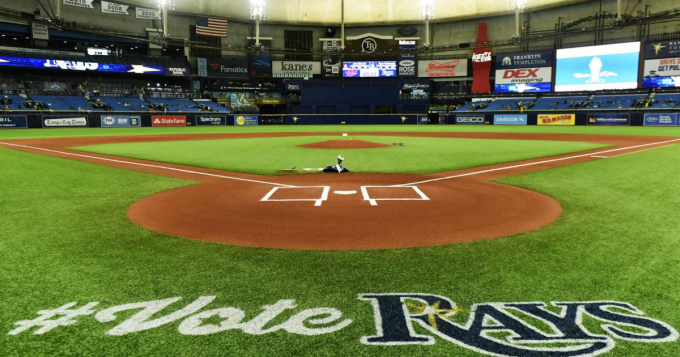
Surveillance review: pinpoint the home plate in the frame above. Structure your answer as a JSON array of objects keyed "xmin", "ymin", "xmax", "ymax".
[{"xmin": 334, "ymin": 190, "xmax": 357, "ymax": 195}]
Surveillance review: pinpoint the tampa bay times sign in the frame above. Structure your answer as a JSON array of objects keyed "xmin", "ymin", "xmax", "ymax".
[{"xmin": 7, "ymin": 293, "xmax": 678, "ymax": 355}]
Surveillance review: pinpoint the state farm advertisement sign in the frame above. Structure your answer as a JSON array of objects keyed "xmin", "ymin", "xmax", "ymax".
[
  {"xmin": 152, "ymin": 116, "xmax": 187, "ymax": 127},
  {"xmin": 495, "ymin": 67, "xmax": 552, "ymax": 84},
  {"xmin": 418, "ymin": 59, "xmax": 468, "ymax": 78},
  {"xmin": 643, "ymin": 57, "xmax": 680, "ymax": 77}
]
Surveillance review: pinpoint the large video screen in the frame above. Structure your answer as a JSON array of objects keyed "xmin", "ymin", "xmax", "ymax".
[
  {"xmin": 342, "ymin": 61, "xmax": 396, "ymax": 78},
  {"xmin": 554, "ymin": 42, "xmax": 640, "ymax": 92},
  {"xmin": 0, "ymin": 56, "xmax": 165, "ymax": 75}
]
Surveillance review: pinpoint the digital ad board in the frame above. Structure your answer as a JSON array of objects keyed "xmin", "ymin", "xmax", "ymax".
[
  {"xmin": 0, "ymin": 56, "xmax": 164, "ymax": 75},
  {"xmin": 250, "ymin": 54, "xmax": 271, "ymax": 78},
  {"xmin": 398, "ymin": 54, "xmax": 417, "ymax": 77},
  {"xmin": 42, "ymin": 116, "xmax": 89, "ymax": 128},
  {"xmin": 418, "ymin": 59, "xmax": 467, "ymax": 78},
  {"xmin": 643, "ymin": 39, "xmax": 680, "ymax": 88},
  {"xmin": 455, "ymin": 114, "xmax": 486, "ymax": 125},
  {"xmin": 495, "ymin": 51, "xmax": 553, "ymax": 93},
  {"xmin": 0, "ymin": 115, "xmax": 28, "ymax": 129},
  {"xmin": 493, "ymin": 114, "xmax": 527, "ymax": 125},
  {"xmin": 587, "ymin": 113, "xmax": 630, "ymax": 126},
  {"xmin": 537, "ymin": 114, "xmax": 575, "ymax": 126},
  {"xmin": 234, "ymin": 115, "xmax": 258, "ymax": 126},
  {"xmin": 342, "ymin": 62, "xmax": 397, "ymax": 78},
  {"xmin": 643, "ymin": 113, "xmax": 679, "ymax": 126},
  {"xmin": 199, "ymin": 58, "xmax": 249, "ymax": 79},
  {"xmin": 101, "ymin": 115, "xmax": 141, "ymax": 127},
  {"xmin": 152, "ymin": 116, "xmax": 187, "ymax": 127},
  {"xmin": 196, "ymin": 115, "xmax": 227, "ymax": 126},
  {"xmin": 554, "ymin": 42, "xmax": 640, "ymax": 92}
]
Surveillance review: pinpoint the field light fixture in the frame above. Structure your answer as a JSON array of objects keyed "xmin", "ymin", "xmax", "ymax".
[
  {"xmin": 250, "ymin": 0, "xmax": 266, "ymax": 20},
  {"xmin": 157, "ymin": 0, "xmax": 176, "ymax": 10},
  {"xmin": 508, "ymin": 0, "xmax": 527, "ymax": 10},
  {"xmin": 420, "ymin": 0, "xmax": 435, "ymax": 20}
]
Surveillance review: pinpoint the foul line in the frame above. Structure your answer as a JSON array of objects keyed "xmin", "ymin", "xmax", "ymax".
[
  {"xmin": 395, "ymin": 138, "xmax": 680, "ymax": 187},
  {"xmin": 0, "ymin": 142, "xmax": 297, "ymax": 188}
]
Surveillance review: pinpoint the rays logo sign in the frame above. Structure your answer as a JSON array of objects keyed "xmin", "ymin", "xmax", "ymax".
[{"xmin": 7, "ymin": 293, "xmax": 678, "ymax": 356}]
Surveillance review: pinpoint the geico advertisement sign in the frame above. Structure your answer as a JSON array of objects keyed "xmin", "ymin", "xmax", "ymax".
[
  {"xmin": 418, "ymin": 59, "xmax": 468, "ymax": 77},
  {"xmin": 272, "ymin": 61, "xmax": 321, "ymax": 78},
  {"xmin": 152, "ymin": 116, "xmax": 187, "ymax": 127},
  {"xmin": 196, "ymin": 116, "xmax": 227, "ymax": 126},
  {"xmin": 643, "ymin": 58, "xmax": 680, "ymax": 77},
  {"xmin": 43, "ymin": 117, "xmax": 88, "ymax": 127},
  {"xmin": 537, "ymin": 114, "xmax": 575, "ymax": 126},
  {"xmin": 495, "ymin": 67, "xmax": 552, "ymax": 84},
  {"xmin": 455, "ymin": 115, "xmax": 485, "ymax": 125}
]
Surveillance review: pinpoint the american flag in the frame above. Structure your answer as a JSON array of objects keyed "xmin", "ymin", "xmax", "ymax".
[{"xmin": 196, "ymin": 16, "xmax": 227, "ymax": 37}]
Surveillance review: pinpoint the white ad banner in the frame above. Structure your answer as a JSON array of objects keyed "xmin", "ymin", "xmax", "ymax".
[
  {"xmin": 272, "ymin": 61, "xmax": 321, "ymax": 78},
  {"xmin": 101, "ymin": 1, "xmax": 130, "ymax": 15},
  {"xmin": 643, "ymin": 58, "xmax": 680, "ymax": 77},
  {"xmin": 495, "ymin": 67, "xmax": 553, "ymax": 84},
  {"xmin": 136, "ymin": 7, "xmax": 162, "ymax": 20},
  {"xmin": 63, "ymin": 0, "xmax": 94, "ymax": 9},
  {"xmin": 31, "ymin": 23, "xmax": 49, "ymax": 40},
  {"xmin": 418, "ymin": 59, "xmax": 468, "ymax": 78}
]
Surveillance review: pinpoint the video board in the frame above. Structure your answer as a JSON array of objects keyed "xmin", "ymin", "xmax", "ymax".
[
  {"xmin": 342, "ymin": 61, "xmax": 397, "ymax": 78},
  {"xmin": 0, "ymin": 56, "xmax": 164, "ymax": 75}
]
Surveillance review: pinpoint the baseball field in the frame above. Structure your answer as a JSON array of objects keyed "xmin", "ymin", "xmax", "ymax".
[{"xmin": 1, "ymin": 125, "xmax": 679, "ymax": 356}]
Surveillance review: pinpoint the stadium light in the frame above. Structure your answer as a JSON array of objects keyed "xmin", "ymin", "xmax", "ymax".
[
  {"xmin": 157, "ymin": 0, "xmax": 176, "ymax": 11},
  {"xmin": 250, "ymin": 0, "xmax": 266, "ymax": 20},
  {"xmin": 420, "ymin": 0, "xmax": 435, "ymax": 47},
  {"xmin": 508, "ymin": 0, "xmax": 527, "ymax": 39}
]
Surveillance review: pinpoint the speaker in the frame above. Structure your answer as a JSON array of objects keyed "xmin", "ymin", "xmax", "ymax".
[
  {"xmin": 325, "ymin": 27, "xmax": 337, "ymax": 38},
  {"xmin": 458, "ymin": 43, "xmax": 471, "ymax": 49}
]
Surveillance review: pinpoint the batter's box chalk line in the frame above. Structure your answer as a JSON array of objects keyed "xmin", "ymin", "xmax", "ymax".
[
  {"xmin": 261, "ymin": 186, "xmax": 331, "ymax": 207},
  {"xmin": 360, "ymin": 186, "xmax": 430, "ymax": 206}
]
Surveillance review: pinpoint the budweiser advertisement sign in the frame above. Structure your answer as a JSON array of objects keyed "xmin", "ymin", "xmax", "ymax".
[
  {"xmin": 417, "ymin": 59, "xmax": 468, "ymax": 78},
  {"xmin": 471, "ymin": 22, "xmax": 492, "ymax": 93}
]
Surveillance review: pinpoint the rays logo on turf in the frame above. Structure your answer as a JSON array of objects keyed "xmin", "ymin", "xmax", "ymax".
[{"xmin": 360, "ymin": 293, "xmax": 678, "ymax": 356}]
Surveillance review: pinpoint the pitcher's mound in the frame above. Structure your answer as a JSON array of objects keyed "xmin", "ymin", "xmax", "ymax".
[{"xmin": 299, "ymin": 140, "xmax": 391, "ymax": 149}]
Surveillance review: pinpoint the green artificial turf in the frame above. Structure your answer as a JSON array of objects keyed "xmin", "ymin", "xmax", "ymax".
[
  {"xmin": 1, "ymin": 124, "xmax": 680, "ymax": 140},
  {"xmin": 1, "ymin": 140, "xmax": 679, "ymax": 355},
  {"xmin": 70, "ymin": 135, "xmax": 608, "ymax": 175}
]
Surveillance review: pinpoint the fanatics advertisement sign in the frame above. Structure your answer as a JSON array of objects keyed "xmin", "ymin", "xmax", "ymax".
[
  {"xmin": 272, "ymin": 61, "xmax": 320, "ymax": 78},
  {"xmin": 152, "ymin": 116, "xmax": 187, "ymax": 127},
  {"xmin": 200, "ymin": 58, "xmax": 249, "ymax": 79},
  {"xmin": 417, "ymin": 59, "xmax": 467, "ymax": 78}
]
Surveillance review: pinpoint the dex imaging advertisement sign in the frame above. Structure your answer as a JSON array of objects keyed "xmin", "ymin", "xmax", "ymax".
[
  {"xmin": 0, "ymin": 115, "xmax": 28, "ymax": 129},
  {"xmin": 42, "ymin": 116, "xmax": 88, "ymax": 128},
  {"xmin": 418, "ymin": 59, "xmax": 467, "ymax": 78},
  {"xmin": 587, "ymin": 113, "xmax": 630, "ymax": 126},
  {"xmin": 644, "ymin": 113, "xmax": 679, "ymax": 126},
  {"xmin": 537, "ymin": 114, "xmax": 575, "ymax": 126},
  {"xmin": 455, "ymin": 115, "xmax": 485, "ymax": 125},
  {"xmin": 203, "ymin": 58, "xmax": 249, "ymax": 79},
  {"xmin": 152, "ymin": 116, "xmax": 187, "ymax": 127},
  {"xmin": 554, "ymin": 42, "xmax": 641, "ymax": 92},
  {"xmin": 398, "ymin": 54, "xmax": 416, "ymax": 77},
  {"xmin": 494, "ymin": 67, "xmax": 553, "ymax": 93},
  {"xmin": 196, "ymin": 115, "xmax": 227, "ymax": 126},
  {"xmin": 101, "ymin": 115, "xmax": 141, "ymax": 127},
  {"xmin": 0, "ymin": 56, "xmax": 163, "ymax": 75},
  {"xmin": 493, "ymin": 114, "xmax": 527, "ymax": 125},
  {"xmin": 272, "ymin": 61, "xmax": 320, "ymax": 78}
]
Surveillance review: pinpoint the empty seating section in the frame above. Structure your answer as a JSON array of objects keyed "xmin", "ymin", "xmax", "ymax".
[
  {"xmin": 197, "ymin": 101, "xmax": 231, "ymax": 113},
  {"xmin": 106, "ymin": 97, "xmax": 148, "ymax": 111},
  {"xmin": 1, "ymin": 95, "xmax": 35, "ymax": 110},
  {"xmin": 146, "ymin": 98, "xmax": 201, "ymax": 112},
  {"xmin": 477, "ymin": 99, "xmax": 524, "ymax": 111},
  {"xmin": 27, "ymin": 95, "xmax": 71, "ymax": 111},
  {"xmin": 650, "ymin": 94, "xmax": 680, "ymax": 108}
]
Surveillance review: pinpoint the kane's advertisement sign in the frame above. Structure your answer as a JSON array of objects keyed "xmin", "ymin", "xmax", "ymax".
[
  {"xmin": 6, "ymin": 293, "xmax": 678, "ymax": 357},
  {"xmin": 272, "ymin": 61, "xmax": 320, "ymax": 78}
]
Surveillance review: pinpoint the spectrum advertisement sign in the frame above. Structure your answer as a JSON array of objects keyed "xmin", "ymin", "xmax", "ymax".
[
  {"xmin": 493, "ymin": 114, "xmax": 527, "ymax": 125},
  {"xmin": 0, "ymin": 115, "xmax": 28, "ymax": 129},
  {"xmin": 42, "ymin": 116, "xmax": 89, "ymax": 128},
  {"xmin": 234, "ymin": 116, "xmax": 258, "ymax": 126},
  {"xmin": 455, "ymin": 115, "xmax": 485, "ymax": 125},
  {"xmin": 644, "ymin": 113, "xmax": 679, "ymax": 126},
  {"xmin": 537, "ymin": 114, "xmax": 575, "ymax": 126},
  {"xmin": 196, "ymin": 115, "xmax": 227, "ymax": 126},
  {"xmin": 418, "ymin": 59, "xmax": 467, "ymax": 78},
  {"xmin": 0, "ymin": 56, "xmax": 164, "ymax": 75},
  {"xmin": 587, "ymin": 113, "xmax": 630, "ymax": 126},
  {"xmin": 554, "ymin": 42, "xmax": 640, "ymax": 92},
  {"xmin": 152, "ymin": 116, "xmax": 187, "ymax": 127},
  {"xmin": 101, "ymin": 115, "xmax": 141, "ymax": 127}
]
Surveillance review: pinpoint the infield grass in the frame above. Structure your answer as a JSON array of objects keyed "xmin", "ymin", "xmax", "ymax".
[
  {"xmin": 70, "ymin": 135, "xmax": 608, "ymax": 175},
  {"xmin": 1, "ymin": 139, "xmax": 679, "ymax": 355}
]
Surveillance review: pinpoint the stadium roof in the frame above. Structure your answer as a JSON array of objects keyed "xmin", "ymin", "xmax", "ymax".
[{"xmin": 129, "ymin": 0, "xmax": 583, "ymax": 25}]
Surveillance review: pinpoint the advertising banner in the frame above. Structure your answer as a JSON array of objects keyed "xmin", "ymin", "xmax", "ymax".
[
  {"xmin": 322, "ymin": 39, "xmax": 341, "ymax": 78},
  {"xmin": 201, "ymin": 58, "xmax": 249, "ymax": 79},
  {"xmin": 31, "ymin": 23, "xmax": 49, "ymax": 41},
  {"xmin": 495, "ymin": 67, "xmax": 553, "ymax": 84},
  {"xmin": 472, "ymin": 22, "xmax": 492, "ymax": 93},
  {"xmin": 100, "ymin": 115, "xmax": 141, "ymax": 127},
  {"xmin": 0, "ymin": 115, "xmax": 28, "ymax": 129},
  {"xmin": 493, "ymin": 114, "xmax": 527, "ymax": 125},
  {"xmin": 234, "ymin": 116, "xmax": 258, "ymax": 126},
  {"xmin": 555, "ymin": 42, "xmax": 640, "ymax": 92},
  {"xmin": 495, "ymin": 51, "xmax": 553, "ymax": 69},
  {"xmin": 643, "ymin": 57, "xmax": 680, "ymax": 77},
  {"xmin": 418, "ymin": 59, "xmax": 467, "ymax": 78},
  {"xmin": 587, "ymin": 113, "xmax": 630, "ymax": 126},
  {"xmin": 42, "ymin": 116, "xmax": 88, "ymax": 128},
  {"xmin": 645, "ymin": 39, "xmax": 680, "ymax": 59},
  {"xmin": 537, "ymin": 114, "xmax": 575, "ymax": 126},
  {"xmin": 197, "ymin": 58, "xmax": 207, "ymax": 77},
  {"xmin": 643, "ymin": 113, "xmax": 679, "ymax": 126},
  {"xmin": 152, "ymin": 116, "xmax": 187, "ymax": 127},
  {"xmin": 63, "ymin": 0, "xmax": 94, "ymax": 9},
  {"xmin": 400, "ymin": 81, "xmax": 430, "ymax": 92},
  {"xmin": 271, "ymin": 61, "xmax": 320, "ymax": 78},
  {"xmin": 455, "ymin": 115, "xmax": 485, "ymax": 125},
  {"xmin": 196, "ymin": 115, "xmax": 227, "ymax": 126},
  {"xmin": 642, "ymin": 76, "xmax": 680, "ymax": 88},
  {"xmin": 136, "ymin": 7, "xmax": 162, "ymax": 20},
  {"xmin": 343, "ymin": 62, "xmax": 397, "ymax": 78},
  {"xmin": 250, "ymin": 54, "xmax": 271, "ymax": 78},
  {"xmin": 101, "ymin": 1, "xmax": 129, "ymax": 15},
  {"xmin": 0, "ymin": 56, "xmax": 163, "ymax": 75},
  {"xmin": 165, "ymin": 67, "xmax": 190, "ymax": 77},
  {"xmin": 398, "ymin": 54, "xmax": 417, "ymax": 77}
]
